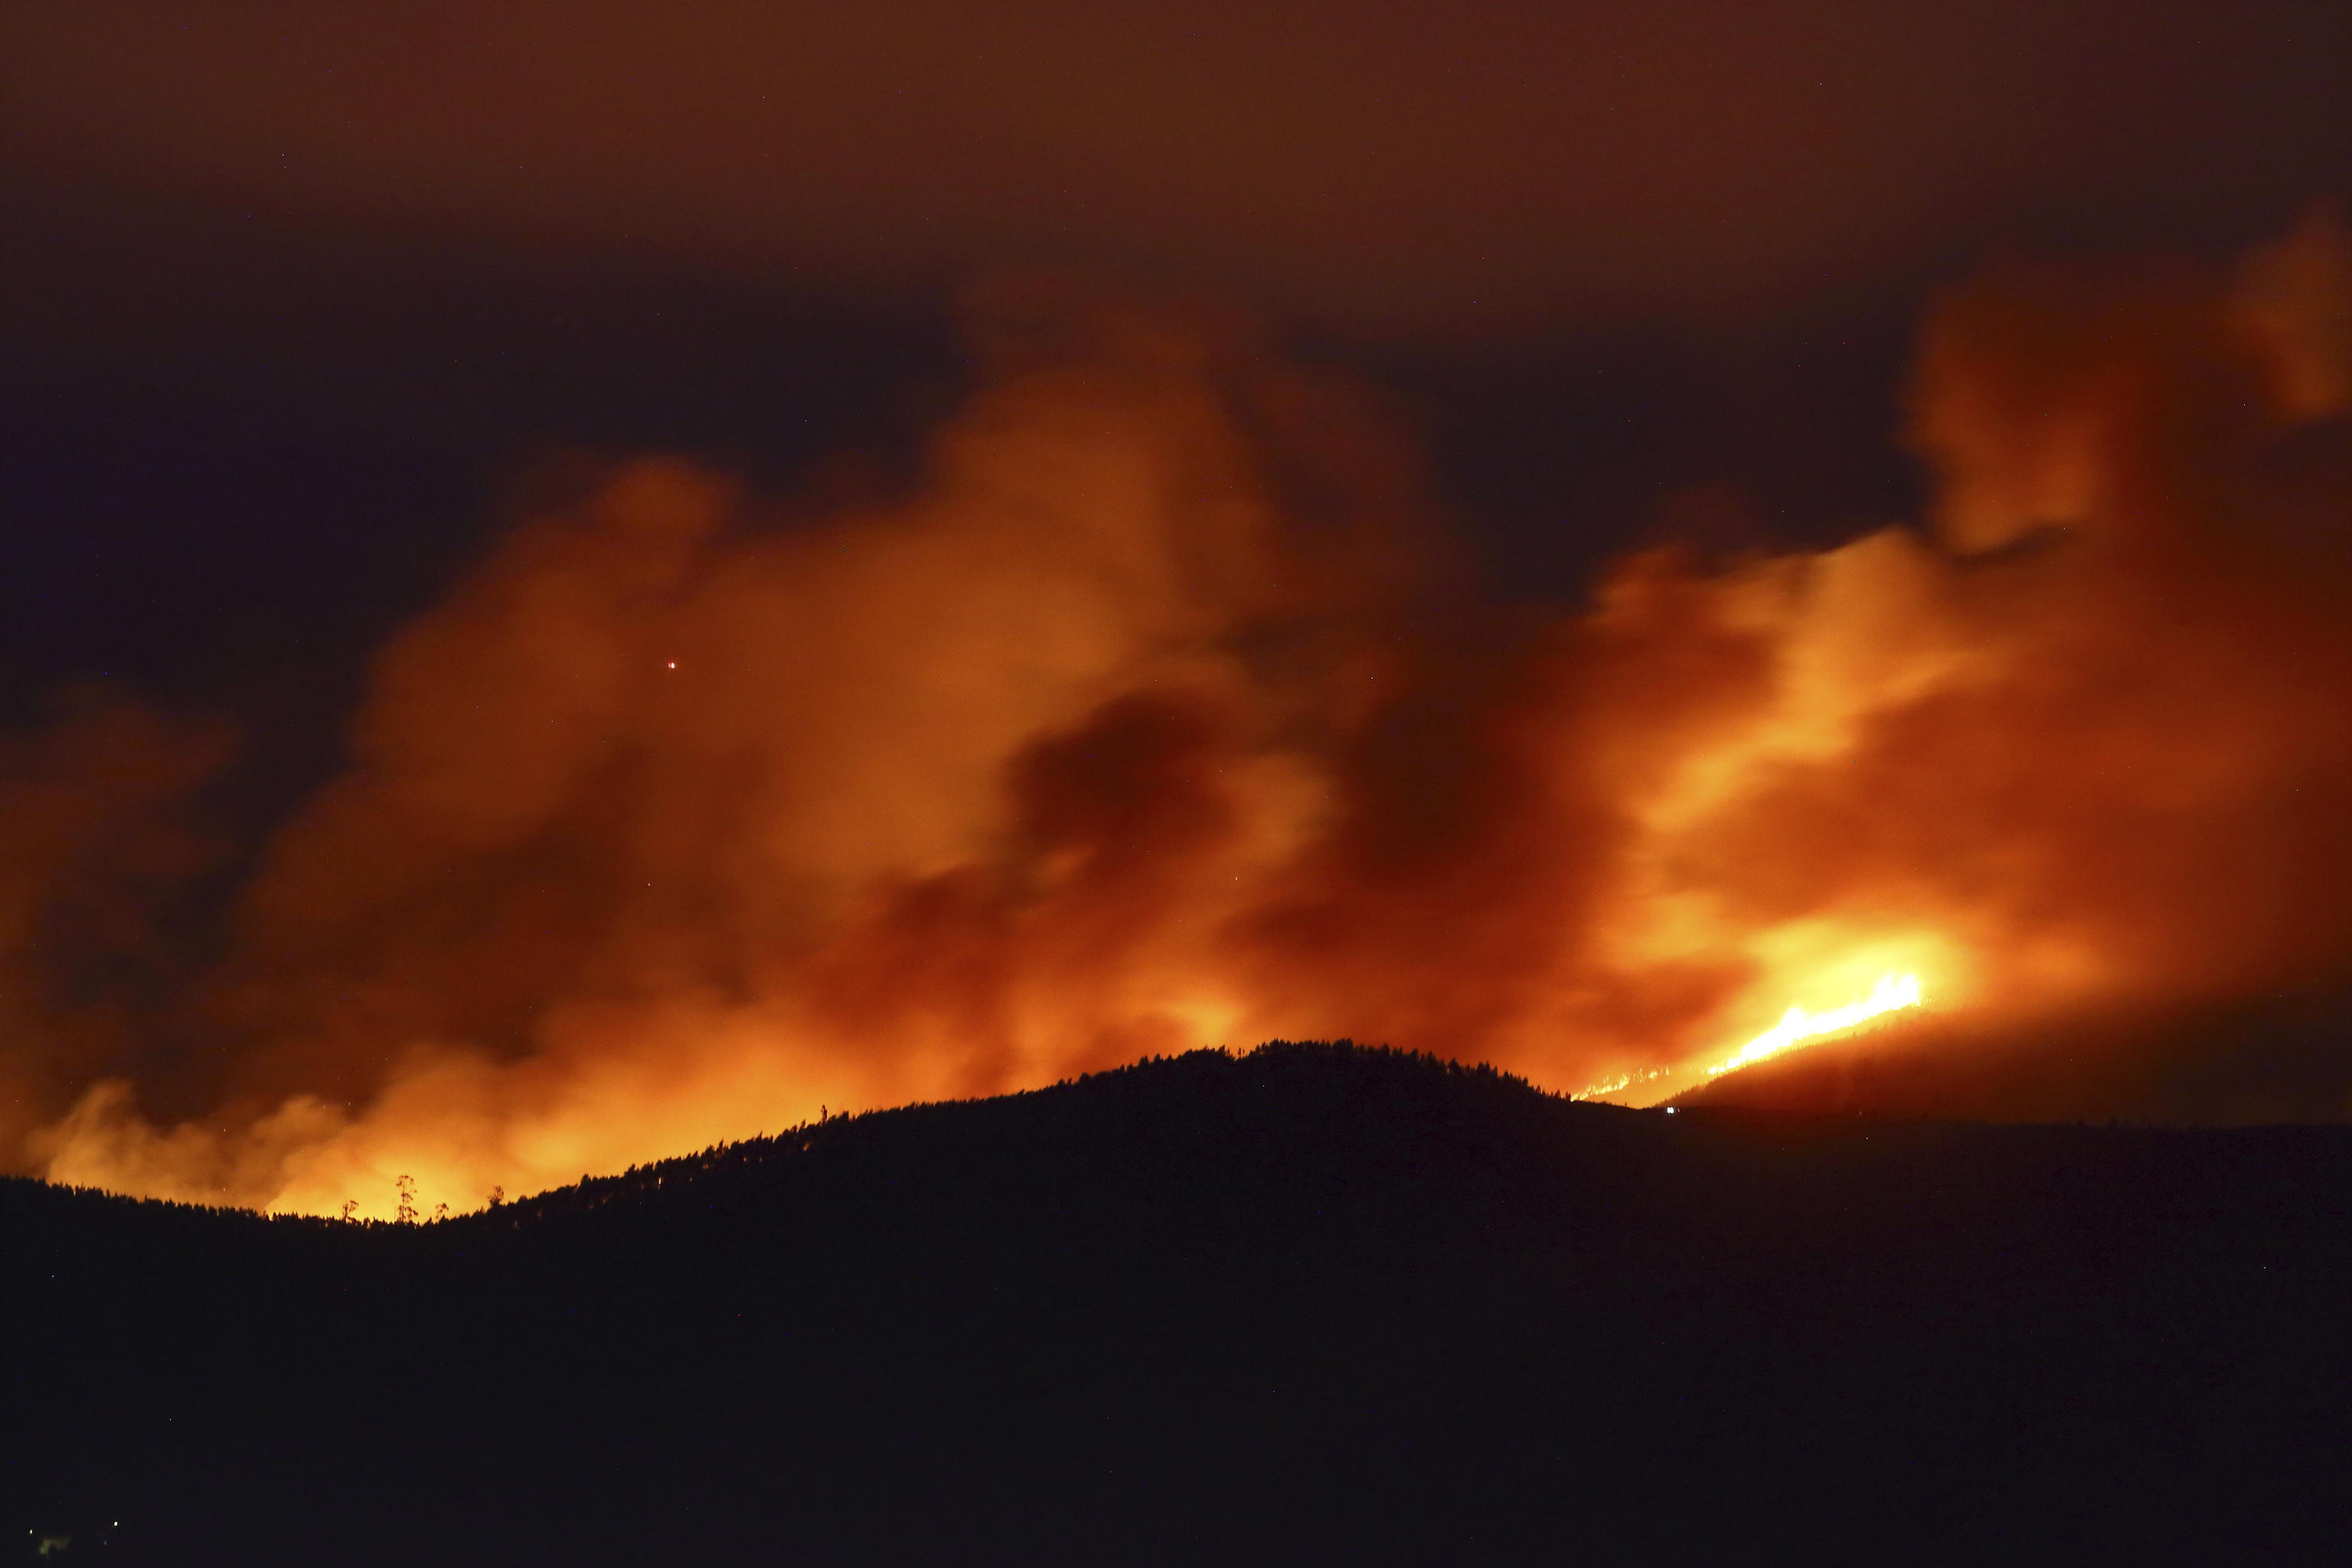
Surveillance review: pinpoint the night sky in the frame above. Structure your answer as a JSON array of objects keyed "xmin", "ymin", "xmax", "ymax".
[{"xmin": 13, "ymin": 0, "xmax": 2348, "ymax": 738}]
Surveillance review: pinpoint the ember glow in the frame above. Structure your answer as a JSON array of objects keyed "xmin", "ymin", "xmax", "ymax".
[
  {"xmin": 8, "ymin": 213, "xmax": 2352, "ymax": 1217},
  {"xmin": 1709, "ymin": 973, "xmax": 1923, "ymax": 1079}
]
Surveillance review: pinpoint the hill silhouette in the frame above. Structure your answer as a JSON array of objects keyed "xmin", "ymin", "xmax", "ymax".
[
  {"xmin": 9, "ymin": 1041, "xmax": 2352, "ymax": 1565},
  {"xmin": 1681, "ymin": 988, "xmax": 2352, "ymax": 1123}
]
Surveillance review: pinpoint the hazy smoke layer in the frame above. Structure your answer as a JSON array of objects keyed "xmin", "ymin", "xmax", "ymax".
[{"xmin": 14, "ymin": 219, "xmax": 2352, "ymax": 1215}]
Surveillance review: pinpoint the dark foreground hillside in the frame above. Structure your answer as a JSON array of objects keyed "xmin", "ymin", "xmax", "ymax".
[{"xmin": 8, "ymin": 1044, "xmax": 2352, "ymax": 1566}]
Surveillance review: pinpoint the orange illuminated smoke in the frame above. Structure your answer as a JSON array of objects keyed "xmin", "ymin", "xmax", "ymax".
[
  {"xmin": 13, "ymin": 214, "xmax": 2352, "ymax": 1216},
  {"xmin": 1708, "ymin": 973, "xmax": 1922, "ymax": 1078}
]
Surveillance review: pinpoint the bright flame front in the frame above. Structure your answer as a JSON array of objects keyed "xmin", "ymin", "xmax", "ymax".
[{"xmin": 1708, "ymin": 972, "xmax": 1922, "ymax": 1078}]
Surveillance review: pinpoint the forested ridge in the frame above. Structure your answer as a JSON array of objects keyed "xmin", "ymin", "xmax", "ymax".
[{"xmin": 10, "ymin": 1043, "xmax": 2352, "ymax": 1564}]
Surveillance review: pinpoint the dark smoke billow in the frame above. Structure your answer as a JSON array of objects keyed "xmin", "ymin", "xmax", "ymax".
[{"xmin": 11, "ymin": 218, "xmax": 2352, "ymax": 1215}]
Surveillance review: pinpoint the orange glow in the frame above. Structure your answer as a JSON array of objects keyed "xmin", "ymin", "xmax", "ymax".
[{"xmin": 11, "ymin": 217, "xmax": 2352, "ymax": 1216}]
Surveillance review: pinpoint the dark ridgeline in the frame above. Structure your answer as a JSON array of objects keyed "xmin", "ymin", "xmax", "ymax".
[{"xmin": 7, "ymin": 1042, "xmax": 2350, "ymax": 1565}]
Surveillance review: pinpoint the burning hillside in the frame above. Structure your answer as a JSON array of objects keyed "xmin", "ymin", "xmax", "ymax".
[{"xmin": 8, "ymin": 215, "xmax": 2352, "ymax": 1215}]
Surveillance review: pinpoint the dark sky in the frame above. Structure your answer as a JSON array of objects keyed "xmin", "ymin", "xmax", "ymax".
[{"xmin": 6, "ymin": 0, "xmax": 2350, "ymax": 767}]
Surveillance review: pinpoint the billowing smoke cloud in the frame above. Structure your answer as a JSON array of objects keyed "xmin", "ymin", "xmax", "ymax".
[
  {"xmin": 16, "ymin": 217, "xmax": 2352, "ymax": 1215},
  {"xmin": 0, "ymin": 691, "xmax": 230, "ymax": 1158}
]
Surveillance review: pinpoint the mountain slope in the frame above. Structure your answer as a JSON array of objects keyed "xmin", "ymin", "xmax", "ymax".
[
  {"xmin": 10, "ymin": 1042, "xmax": 2352, "ymax": 1565},
  {"xmin": 1681, "ymin": 989, "xmax": 2352, "ymax": 1122}
]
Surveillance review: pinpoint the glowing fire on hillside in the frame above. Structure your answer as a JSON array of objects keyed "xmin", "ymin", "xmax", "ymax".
[
  {"xmin": 1709, "ymin": 973, "xmax": 1923, "ymax": 1079},
  {"xmin": 6, "ymin": 213, "xmax": 2351, "ymax": 1217}
]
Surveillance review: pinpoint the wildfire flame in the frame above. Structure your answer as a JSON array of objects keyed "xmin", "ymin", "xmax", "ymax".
[
  {"xmin": 7, "ymin": 212, "xmax": 2352, "ymax": 1215},
  {"xmin": 1570, "ymin": 1066, "xmax": 1666, "ymax": 1102},
  {"xmin": 1708, "ymin": 973, "xmax": 1922, "ymax": 1078}
]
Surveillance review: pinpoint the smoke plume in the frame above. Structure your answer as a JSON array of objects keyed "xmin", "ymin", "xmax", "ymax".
[{"xmin": 16, "ymin": 218, "xmax": 2352, "ymax": 1215}]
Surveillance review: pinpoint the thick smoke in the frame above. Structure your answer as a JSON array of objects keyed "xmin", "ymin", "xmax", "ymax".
[
  {"xmin": 0, "ymin": 691, "xmax": 230, "ymax": 1161},
  {"xmin": 16, "ymin": 220, "xmax": 2352, "ymax": 1214}
]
